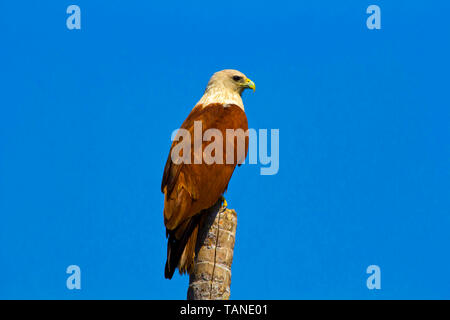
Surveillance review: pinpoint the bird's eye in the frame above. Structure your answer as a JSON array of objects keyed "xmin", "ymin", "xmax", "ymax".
[{"xmin": 232, "ymin": 75, "xmax": 243, "ymax": 81}]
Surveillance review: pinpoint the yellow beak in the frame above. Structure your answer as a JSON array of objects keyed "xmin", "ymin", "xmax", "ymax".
[{"xmin": 246, "ymin": 78, "xmax": 256, "ymax": 92}]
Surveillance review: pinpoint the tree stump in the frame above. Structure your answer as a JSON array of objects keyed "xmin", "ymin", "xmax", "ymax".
[{"xmin": 187, "ymin": 200, "xmax": 237, "ymax": 300}]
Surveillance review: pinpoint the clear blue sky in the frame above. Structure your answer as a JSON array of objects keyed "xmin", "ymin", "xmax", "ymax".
[{"xmin": 0, "ymin": 1, "xmax": 449, "ymax": 299}]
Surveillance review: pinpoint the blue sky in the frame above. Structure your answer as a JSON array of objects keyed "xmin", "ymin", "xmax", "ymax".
[{"xmin": 0, "ymin": 1, "xmax": 449, "ymax": 299}]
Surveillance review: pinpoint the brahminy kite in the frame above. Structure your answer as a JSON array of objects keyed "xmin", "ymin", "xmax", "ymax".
[{"xmin": 161, "ymin": 69, "xmax": 255, "ymax": 279}]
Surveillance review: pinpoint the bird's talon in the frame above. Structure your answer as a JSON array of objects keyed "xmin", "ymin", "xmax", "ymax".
[{"xmin": 221, "ymin": 196, "xmax": 228, "ymax": 208}]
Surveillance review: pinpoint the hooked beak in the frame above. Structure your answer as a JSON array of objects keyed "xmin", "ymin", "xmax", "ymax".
[{"xmin": 245, "ymin": 78, "xmax": 256, "ymax": 92}]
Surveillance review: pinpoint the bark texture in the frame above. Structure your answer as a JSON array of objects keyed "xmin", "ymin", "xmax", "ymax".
[{"xmin": 187, "ymin": 200, "xmax": 237, "ymax": 300}]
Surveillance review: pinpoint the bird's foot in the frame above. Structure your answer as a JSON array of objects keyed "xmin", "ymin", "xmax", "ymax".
[{"xmin": 220, "ymin": 195, "xmax": 228, "ymax": 208}]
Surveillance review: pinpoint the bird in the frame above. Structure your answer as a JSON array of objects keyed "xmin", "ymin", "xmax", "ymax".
[{"xmin": 161, "ymin": 69, "xmax": 255, "ymax": 279}]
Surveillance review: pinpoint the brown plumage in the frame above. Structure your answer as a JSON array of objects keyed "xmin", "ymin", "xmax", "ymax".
[{"xmin": 161, "ymin": 70, "xmax": 254, "ymax": 279}]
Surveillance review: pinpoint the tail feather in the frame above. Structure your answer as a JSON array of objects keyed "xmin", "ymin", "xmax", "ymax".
[{"xmin": 164, "ymin": 215, "xmax": 202, "ymax": 279}]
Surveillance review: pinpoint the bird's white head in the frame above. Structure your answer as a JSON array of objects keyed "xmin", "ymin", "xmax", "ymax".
[{"xmin": 198, "ymin": 69, "xmax": 255, "ymax": 110}]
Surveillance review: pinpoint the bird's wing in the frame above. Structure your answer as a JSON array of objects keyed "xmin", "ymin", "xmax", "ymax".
[
  {"xmin": 162, "ymin": 103, "xmax": 248, "ymax": 229},
  {"xmin": 161, "ymin": 104, "xmax": 203, "ymax": 197}
]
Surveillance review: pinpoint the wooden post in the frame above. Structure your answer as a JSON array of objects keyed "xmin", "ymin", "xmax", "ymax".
[{"xmin": 187, "ymin": 200, "xmax": 237, "ymax": 300}]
